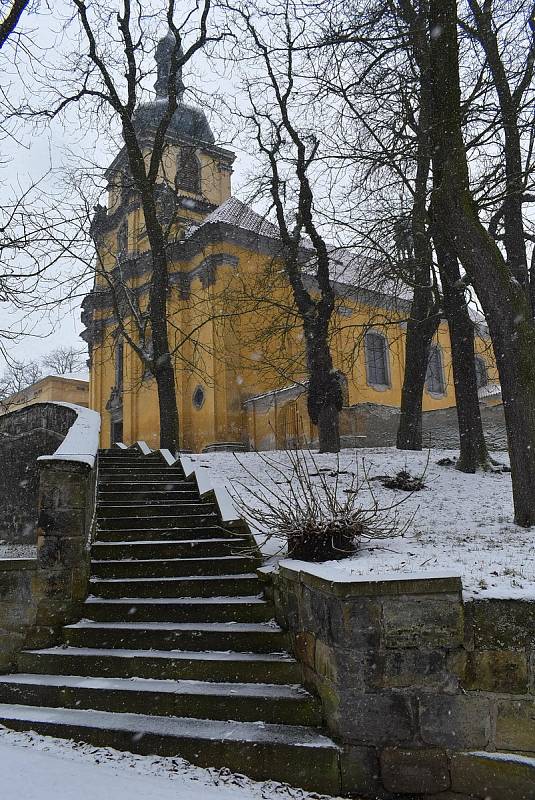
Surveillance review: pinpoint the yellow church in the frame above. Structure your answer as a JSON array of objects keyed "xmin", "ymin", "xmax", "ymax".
[{"xmin": 82, "ymin": 35, "xmax": 499, "ymax": 452}]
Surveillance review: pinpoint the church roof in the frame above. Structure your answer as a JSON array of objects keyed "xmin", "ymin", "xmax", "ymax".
[{"xmin": 191, "ymin": 196, "xmax": 281, "ymax": 239}]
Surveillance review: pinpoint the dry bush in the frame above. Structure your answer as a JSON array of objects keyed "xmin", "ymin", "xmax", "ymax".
[{"xmin": 230, "ymin": 446, "xmax": 414, "ymax": 562}]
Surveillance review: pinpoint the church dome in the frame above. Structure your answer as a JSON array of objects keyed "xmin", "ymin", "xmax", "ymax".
[{"xmin": 133, "ymin": 30, "xmax": 215, "ymax": 145}]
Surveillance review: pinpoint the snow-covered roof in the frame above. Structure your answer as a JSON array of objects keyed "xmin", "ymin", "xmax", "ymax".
[{"xmin": 189, "ymin": 196, "xmax": 281, "ymax": 240}]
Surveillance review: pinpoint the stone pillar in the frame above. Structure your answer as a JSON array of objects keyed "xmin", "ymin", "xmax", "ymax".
[{"xmin": 30, "ymin": 460, "xmax": 96, "ymax": 647}]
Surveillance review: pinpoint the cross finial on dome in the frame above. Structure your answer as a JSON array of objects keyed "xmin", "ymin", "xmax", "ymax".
[{"xmin": 154, "ymin": 29, "xmax": 185, "ymax": 100}]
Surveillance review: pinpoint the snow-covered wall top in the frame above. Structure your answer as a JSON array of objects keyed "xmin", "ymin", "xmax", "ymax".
[{"xmin": 37, "ymin": 403, "xmax": 101, "ymax": 469}]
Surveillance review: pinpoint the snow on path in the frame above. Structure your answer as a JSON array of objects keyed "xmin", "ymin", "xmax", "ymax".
[
  {"xmin": 186, "ymin": 447, "xmax": 535, "ymax": 600},
  {"xmin": 0, "ymin": 726, "xmax": 341, "ymax": 800}
]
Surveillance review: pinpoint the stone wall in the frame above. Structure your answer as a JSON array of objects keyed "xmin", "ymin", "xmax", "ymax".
[
  {"xmin": 0, "ymin": 403, "xmax": 100, "ymax": 670},
  {"xmin": 343, "ymin": 400, "xmax": 508, "ymax": 451},
  {"xmin": 0, "ymin": 559, "xmax": 38, "ymax": 672},
  {"xmin": 0, "ymin": 404, "xmax": 76, "ymax": 543},
  {"xmin": 267, "ymin": 563, "xmax": 535, "ymax": 799}
]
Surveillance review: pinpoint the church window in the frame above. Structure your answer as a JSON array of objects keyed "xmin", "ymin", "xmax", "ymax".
[
  {"xmin": 192, "ymin": 385, "xmax": 205, "ymax": 409},
  {"xmin": 475, "ymin": 356, "xmax": 488, "ymax": 389},
  {"xmin": 426, "ymin": 345, "xmax": 445, "ymax": 395},
  {"xmin": 117, "ymin": 221, "xmax": 128, "ymax": 256},
  {"xmin": 365, "ymin": 331, "xmax": 390, "ymax": 387},
  {"xmin": 176, "ymin": 146, "xmax": 200, "ymax": 193}
]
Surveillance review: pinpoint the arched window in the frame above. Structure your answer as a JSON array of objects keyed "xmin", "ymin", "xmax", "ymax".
[
  {"xmin": 176, "ymin": 146, "xmax": 200, "ymax": 193},
  {"xmin": 475, "ymin": 356, "xmax": 488, "ymax": 389},
  {"xmin": 117, "ymin": 220, "xmax": 128, "ymax": 256},
  {"xmin": 426, "ymin": 345, "xmax": 445, "ymax": 395},
  {"xmin": 365, "ymin": 331, "xmax": 390, "ymax": 387}
]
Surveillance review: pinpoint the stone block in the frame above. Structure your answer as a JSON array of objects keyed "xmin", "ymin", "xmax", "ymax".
[
  {"xmin": 314, "ymin": 639, "xmax": 338, "ymax": 683},
  {"xmin": 495, "ymin": 699, "xmax": 535, "ymax": 752},
  {"xmin": 419, "ymin": 695, "xmax": 491, "ymax": 749},
  {"xmin": 335, "ymin": 692, "xmax": 416, "ymax": 745},
  {"xmin": 380, "ymin": 648, "xmax": 459, "ymax": 692},
  {"xmin": 340, "ymin": 745, "xmax": 390, "ymax": 799},
  {"xmin": 380, "ymin": 748, "xmax": 450, "ymax": 794},
  {"xmin": 451, "ymin": 751, "xmax": 535, "ymax": 800},
  {"xmin": 382, "ymin": 596, "xmax": 463, "ymax": 648},
  {"xmin": 0, "ymin": 572, "xmax": 34, "ymax": 604},
  {"xmin": 466, "ymin": 598, "xmax": 535, "ymax": 649},
  {"xmin": 39, "ymin": 463, "xmax": 91, "ymax": 511},
  {"xmin": 296, "ymin": 566, "xmax": 462, "ymax": 598},
  {"xmin": 300, "ymin": 585, "xmax": 345, "ymax": 645},
  {"xmin": 463, "ymin": 649, "xmax": 528, "ymax": 694},
  {"xmin": 343, "ymin": 597, "xmax": 382, "ymax": 648},
  {"xmin": 293, "ymin": 631, "xmax": 315, "ymax": 668}
]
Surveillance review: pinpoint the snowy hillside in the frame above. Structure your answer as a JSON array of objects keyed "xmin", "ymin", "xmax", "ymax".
[{"xmin": 187, "ymin": 447, "xmax": 535, "ymax": 601}]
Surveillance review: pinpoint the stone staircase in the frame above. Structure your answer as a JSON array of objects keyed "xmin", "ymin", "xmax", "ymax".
[{"xmin": 0, "ymin": 448, "xmax": 342, "ymax": 794}]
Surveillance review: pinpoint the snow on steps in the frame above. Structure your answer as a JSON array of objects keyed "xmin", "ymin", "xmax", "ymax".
[
  {"xmin": 0, "ymin": 443, "xmax": 343, "ymax": 793},
  {"xmin": 0, "ymin": 705, "xmax": 341, "ymax": 794}
]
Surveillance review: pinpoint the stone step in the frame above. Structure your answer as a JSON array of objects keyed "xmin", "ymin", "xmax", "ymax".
[
  {"xmin": 98, "ymin": 490, "xmax": 200, "ymax": 502},
  {"xmin": 0, "ymin": 705, "xmax": 341, "ymax": 793},
  {"xmin": 91, "ymin": 555, "xmax": 259, "ymax": 578},
  {"xmin": 97, "ymin": 502, "xmax": 214, "ymax": 516},
  {"xmin": 82, "ymin": 596, "xmax": 272, "ymax": 624},
  {"xmin": 99, "ymin": 469, "xmax": 186, "ymax": 478},
  {"xmin": 97, "ymin": 512, "xmax": 219, "ymax": 528},
  {"xmin": 19, "ymin": 647, "xmax": 302, "ymax": 684},
  {"xmin": 91, "ymin": 538, "xmax": 249, "ymax": 561},
  {"xmin": 95, "ymin": 526, "xmax": 229, "ymax": 542},
  {"xmin": 89, "ymin": 573, "xmax": 260, "ymax": 598},
  {"xmin": 0, "ymin": 674, "xmax": 321, "ymax": 726},
  {"xmin": 22, "ymin": 645, "xmax": 300, "ymax": 684},
  {"xmin": 63, "ymin": 620, "xmax": 289, "ymax": 652},
  {"xmin": 99, "ymin": 481, "xmax": 197, "ymax": 492}
]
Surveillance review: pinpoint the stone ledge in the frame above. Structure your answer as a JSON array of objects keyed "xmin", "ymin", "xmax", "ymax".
[
  {"xmin": 0, "ymin": 558, "xmax": 37, "ymax": 572},
  {"xmin": 279, "ymin": 561, "xmax": 463, "ymax": 598},
  {"xmin": 451, "ymin": 751, "xmax": 535, "ymax": 800}
]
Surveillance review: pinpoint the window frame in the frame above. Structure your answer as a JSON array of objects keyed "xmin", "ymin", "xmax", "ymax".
[
  {"xmin": 176, "ymin": 146, "xmax": 201, "ymax": 194},
  {"xmin": 364, "ymin": 330, "xmax": 391, "ymax": 390},
  {"xmin": 425, "ymin": 344, "xmax": 446, "ymax": 396},
  {"xmin": 474, "ymin": 355, "xmax": 488, "ymax": 389}
]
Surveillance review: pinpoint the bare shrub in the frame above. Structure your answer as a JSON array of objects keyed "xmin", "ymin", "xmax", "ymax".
[{"xmin": 230, "ymin": 446, "xmax": 414, "ymax": 563}]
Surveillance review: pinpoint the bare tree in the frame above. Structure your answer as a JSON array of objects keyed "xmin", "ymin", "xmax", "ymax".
[
  {"xmin": 0, "ymin": 0, "xmax": 31, "ymax": 49},
  {"xmin": 428, "ymin": 0, "xmax": 535, "ymax": 525},
  {"xmin": 42, "ymin": 345, "xmax": 86, "ymax": 375},
  {"xmin": 225, "ymin": 2, "xmax": 344, "ymax": 452},
  {"xmin": 21, "ymin": 0, "xmax": 222, "ymax": 451},
  {"xmin": 0, "ymin": 358, "xmax": 42, "ymax": 403}
]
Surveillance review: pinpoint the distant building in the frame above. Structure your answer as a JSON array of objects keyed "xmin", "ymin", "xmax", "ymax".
[{"xmin": 0, "ymin": 374, "xmax": 89, "ymax": 416}]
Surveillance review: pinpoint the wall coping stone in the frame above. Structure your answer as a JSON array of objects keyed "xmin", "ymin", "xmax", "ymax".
[
  {"xmin": 279, "ymin": 560, "xmax": 463, "ymax": 597},
  {"xmin": 0, "ymin": 558, "xmax": 37, "ymax": 572}
]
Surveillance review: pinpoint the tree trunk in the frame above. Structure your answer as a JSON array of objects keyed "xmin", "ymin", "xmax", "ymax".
[
  {"xmin": 428, "ymin": 0, "xmax": 535, "ymax": 525},
  {"xmin": 317, "ymin": 402, "xmax": 341, "ymax": 453},
  {"xmin": 397, "ymin": 287, "xmax": 439, "ymax": 450},
  {"xmin": 142, "ymin": 194, "xmax": 181, "ymax": 453},
  {"xmin": 306, "ymin": 325, "xmax": 342, "ymax": 453},
  {"xmin": 434, "ymin": 230, "xmax": 488, "ymax": 471}
]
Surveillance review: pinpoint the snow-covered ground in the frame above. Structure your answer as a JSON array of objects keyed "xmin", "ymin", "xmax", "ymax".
[
  {"xmin": 188, "ymin": 447, "xmax": 535, "ymax": 601},
  {"xmin": 0, "ymin": 726, "xmax": 341, "ymax": 800}
]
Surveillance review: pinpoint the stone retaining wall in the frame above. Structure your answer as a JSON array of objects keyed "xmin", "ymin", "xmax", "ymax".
[
  {"xmin": 0, "ymin": 404, "xmax": 76, "ymax": 543},
  {"xmin": 0, "ymin": 403, "xmax": 100, "ymax": 670},
  {"xmin": 342, "ymin": 401, "xmax": 508, "ymax": 451},
  {"xmin": 267, "ymin": 564, "xmax": 535, "ymax": 799}
]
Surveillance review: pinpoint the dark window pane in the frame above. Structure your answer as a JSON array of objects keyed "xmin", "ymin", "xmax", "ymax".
[
  {"xmin": 177, "ymin": 146, "xmax": 200, "ymax": 193},
  {"xmin": 426, "ymin": 345, "xmax": 445, "ymax": 394},
  {"xmin": 475, "ymin": 357, "xmax": 488, "ymax": 388},
  {"xmin": 365, "ymin": 332, "xmax": 389, "ymax": 386}
]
